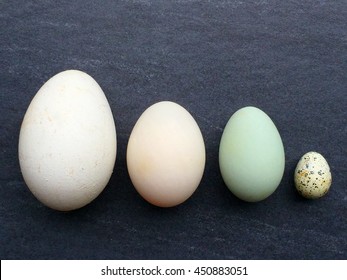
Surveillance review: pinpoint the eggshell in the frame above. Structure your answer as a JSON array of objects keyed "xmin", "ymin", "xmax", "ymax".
[
  {"xmin": 18, "ymin": 70, "xmax": 117, "ymax": 211},
  {"xmin": 126, "ymin": 101, "xmax": 205, "ymax": 207},
  {"xmin": 294, "ymin": 151, "xmax": 332, "ymax": 199},
  {"xmin": 219, "ymin": 106, "xmax": 285, "ymax": 202}
]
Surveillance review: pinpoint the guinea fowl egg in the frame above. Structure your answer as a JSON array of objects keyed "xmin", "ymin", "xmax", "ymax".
[{"xmin": 126, "ymin": 101, "xmax": 205, "ymax": 207}]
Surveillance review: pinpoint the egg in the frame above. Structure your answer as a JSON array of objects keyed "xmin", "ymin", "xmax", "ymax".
[
  {"xmin": 219, "ymin": 106, "xmax": 285, "ymax": 202},
  {"xmin": 126, "ymin": 101, "xmax": 205, "ymax": 207},
  {"xmin": 18, "ymin": 70, "xmax": 117, "ymax": 211},
  {"xmin": 294, "ymin": 151, "xmax": 332, "ymax": 199}
]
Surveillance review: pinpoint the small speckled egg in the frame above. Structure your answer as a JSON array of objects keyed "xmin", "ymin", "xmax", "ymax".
[
  {"xmin": 294, "ymin": 151, "xmax": 332, "ymax": 199},
  {"xmin": 127, "ymin": 101, "xmax": 205, "ymax": 207}
]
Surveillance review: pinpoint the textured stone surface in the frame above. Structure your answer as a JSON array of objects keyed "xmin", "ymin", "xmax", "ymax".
[{"xmin": 0, "ymin": 0, "xmax": 346, "ymax": 259}]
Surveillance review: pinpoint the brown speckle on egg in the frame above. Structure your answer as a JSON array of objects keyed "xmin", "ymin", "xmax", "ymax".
[{"xmin": 294, "ymin": 151, "xmax": 332, "ymax": 199}]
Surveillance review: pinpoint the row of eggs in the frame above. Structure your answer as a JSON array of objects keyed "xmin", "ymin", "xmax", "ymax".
[{"xmin": 18, "ymin": 70, "xmax": 332, "ymax": 211}]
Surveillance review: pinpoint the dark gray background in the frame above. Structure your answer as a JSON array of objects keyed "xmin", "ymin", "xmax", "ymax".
[{"xmin": 1, "ymin": 0, "xmax": 346, "ymax": 259}]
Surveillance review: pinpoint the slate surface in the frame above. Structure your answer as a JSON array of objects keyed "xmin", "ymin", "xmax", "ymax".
[{"xmin": 0, "ymin": 0, "xmax": 346, "ymax": 259}]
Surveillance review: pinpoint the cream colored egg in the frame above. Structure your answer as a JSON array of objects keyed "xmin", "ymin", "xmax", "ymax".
[
  {"xmin": 294, "ymin": 151, "xmax": 332, "ymax": 199},
  {"xmin": 18, "ymin": 70, "xmax": 117, "ymax": 211},
  {"xmin": 126, "ymin": 101, "xmax": 205, "ymax": 207}
]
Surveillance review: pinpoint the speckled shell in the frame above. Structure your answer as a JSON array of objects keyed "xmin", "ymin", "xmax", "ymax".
[{"xmin": 294, "ymin": 151, "xmax": 332, "ymax": 199}]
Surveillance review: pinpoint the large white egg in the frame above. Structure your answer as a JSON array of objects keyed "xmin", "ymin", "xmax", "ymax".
[
  {"xmin": 126, "ymin": 101, "xmax": 205, "ymax": 207},
  {"xmin": 18, "ymin": 70, "xmax": 117, "ymax": 211}
]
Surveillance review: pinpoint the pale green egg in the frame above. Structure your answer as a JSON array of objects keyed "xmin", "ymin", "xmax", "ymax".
[{"xmin": 219, "ymin": 106, "xmax": 285, "ymax": 202}]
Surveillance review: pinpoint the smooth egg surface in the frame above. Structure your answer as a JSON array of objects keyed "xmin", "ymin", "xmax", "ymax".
[
  {"xmin": 127, "ymin": 101, "xmax": 205, "ymax": 207},
  {"xmin": 18, "ymin": 70, "xmax": 117, "ymax": 211},
  {"xmin": 219, "ymin": 106, "xmax": 285, "ymax": 202}
]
